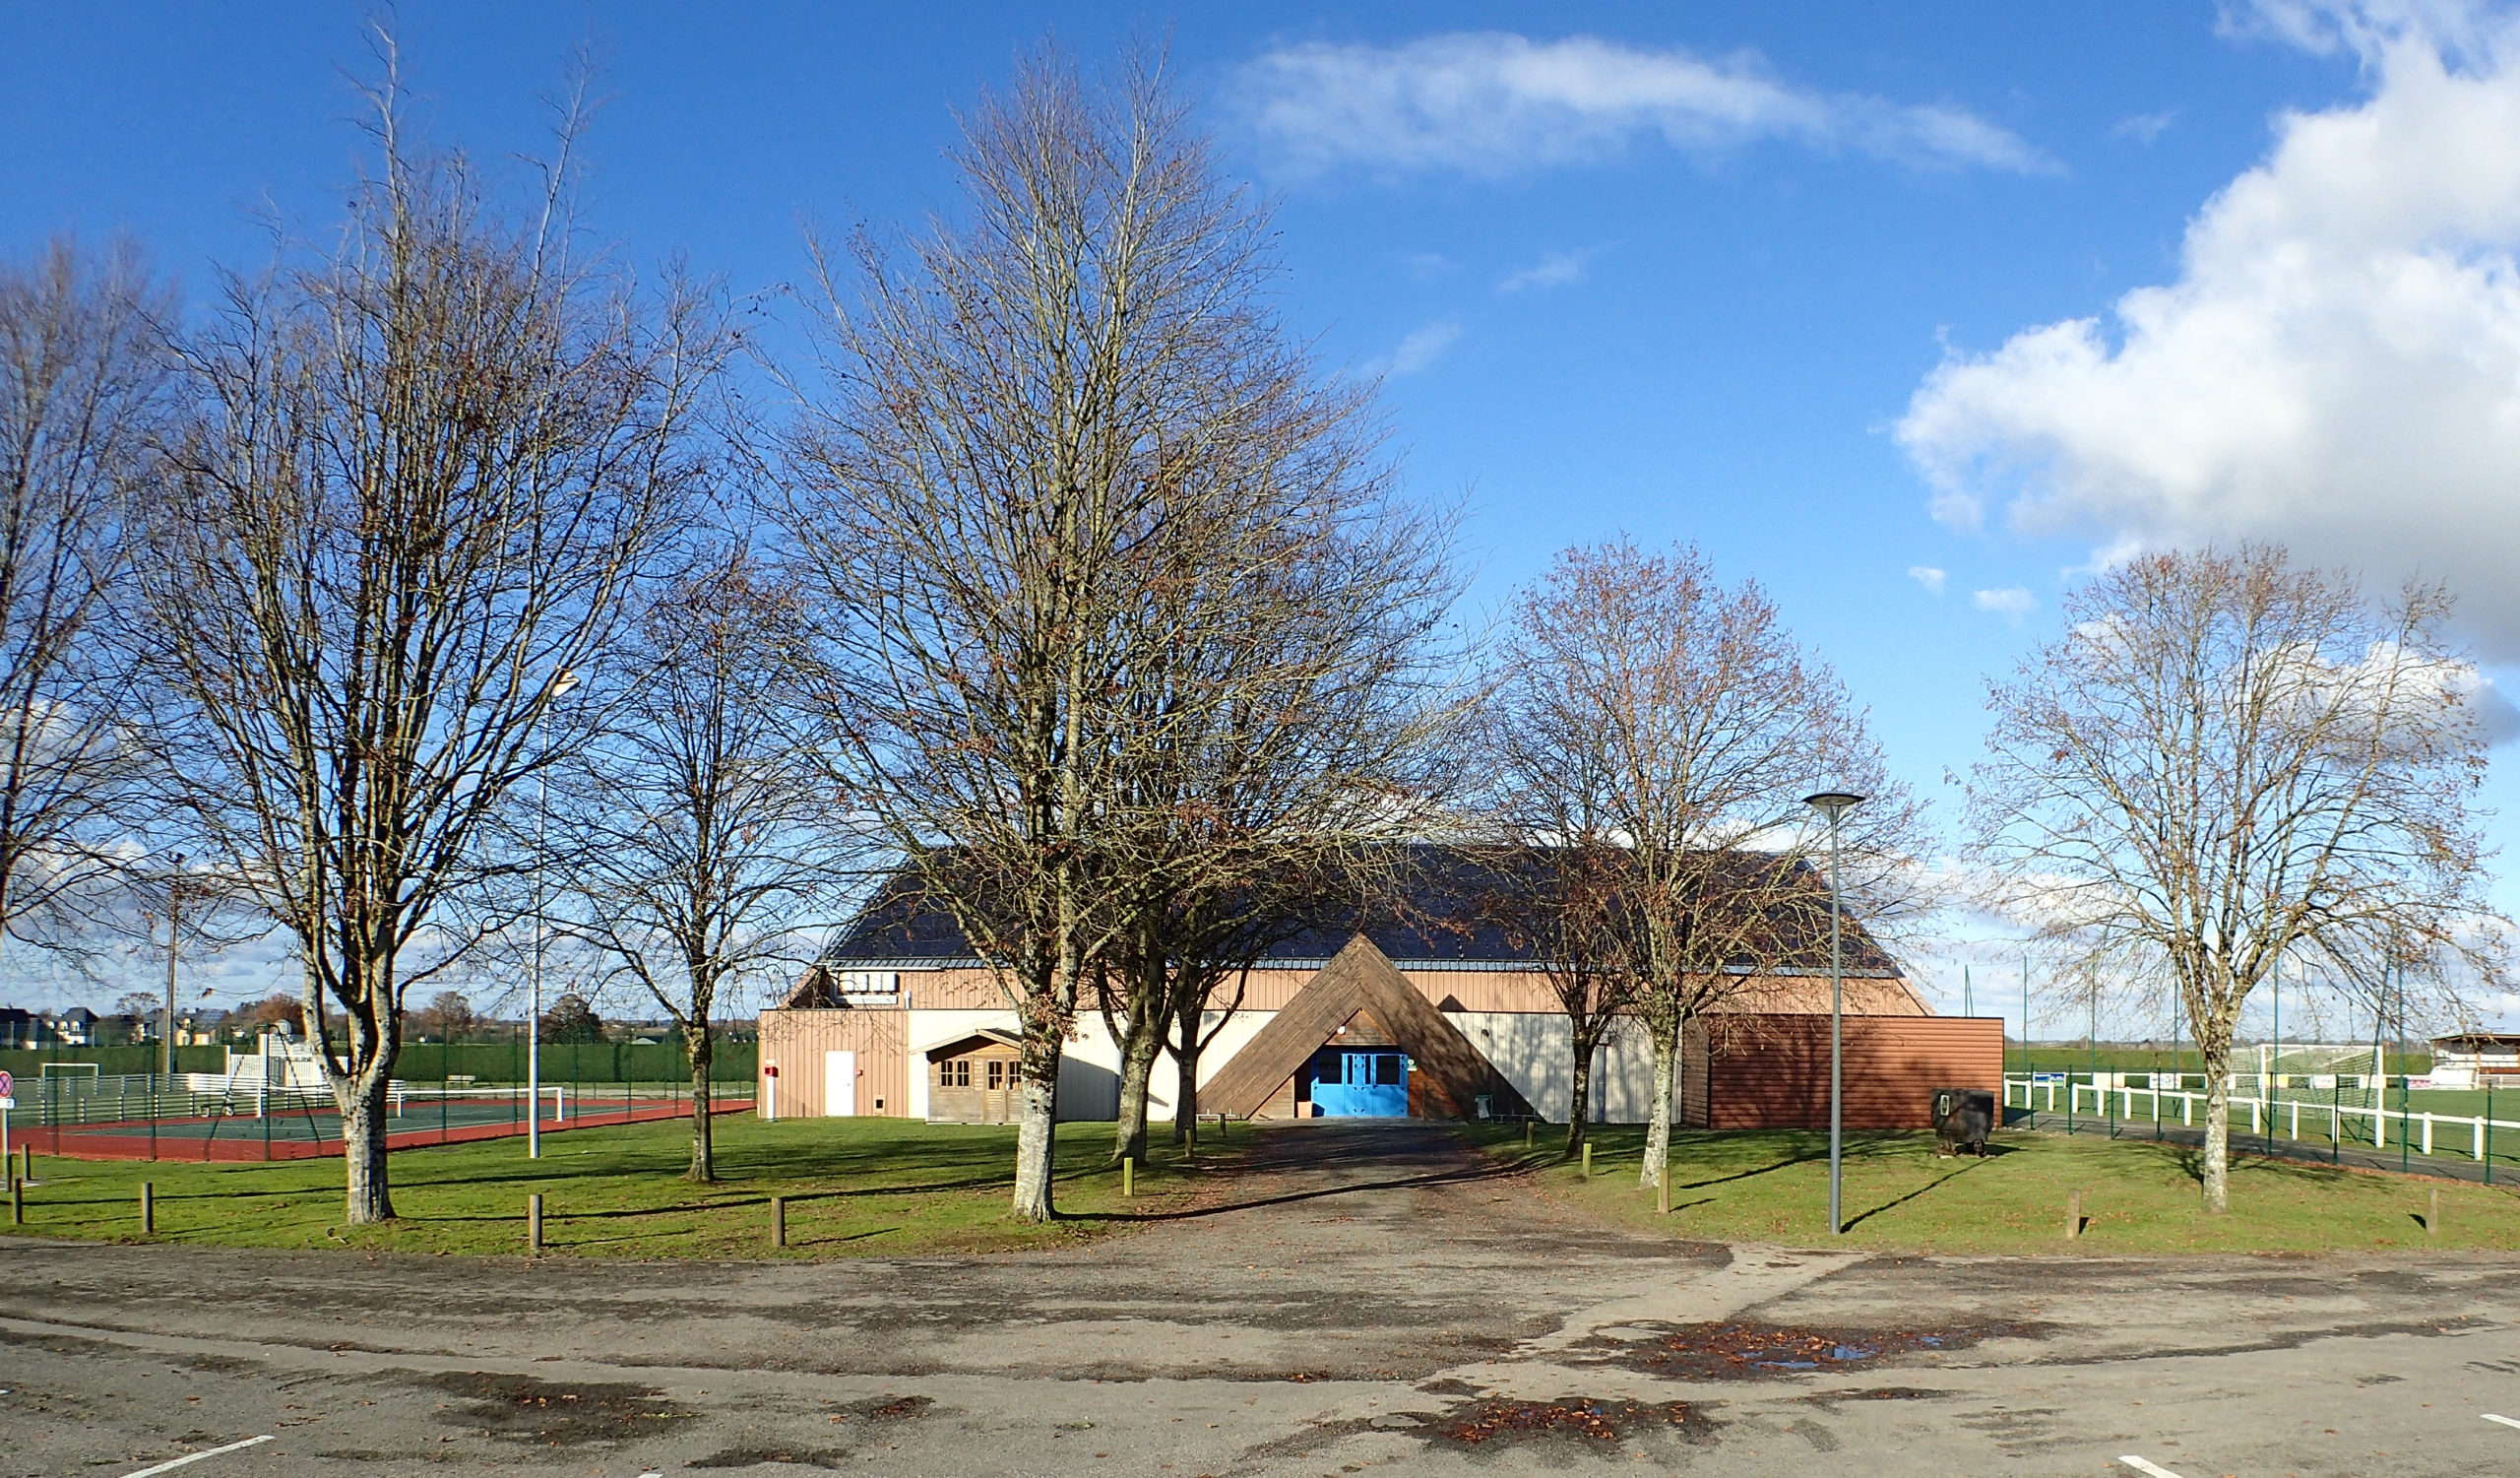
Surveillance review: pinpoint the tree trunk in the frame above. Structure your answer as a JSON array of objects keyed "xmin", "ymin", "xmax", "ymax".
[
  {"xmin": 1167, "ymin": 993, "xmax": 1202, "ymax": 1147},
  {"xmin": 1564, "ymin": 1023, "xmax": 1598, "ymax": 1157},
  {"xmin": 684, "ymin": 1022, "xmax": 715, "ymax": 1183},
  {"xmin": 1011, "ymin": 1019, "xmax": 1065, "ymax": 1221},
  {"xmin": 1640, "ymin": 1011, "xmax": 1679, "ymax": 1190},
  {"xmin": 339, "ymin": 1070, "xmax": 395, "ymax": 1224},
  {"xmin": 1110, "ymin": 1006, "xmax": 1162, "ymax": 1164},
  {"xmin": 2200, "ymin": 1040, "xmax": 2231, "ymax": 1213}
]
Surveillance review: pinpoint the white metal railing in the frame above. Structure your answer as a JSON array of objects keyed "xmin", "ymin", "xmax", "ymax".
[{"xmin": 2004, "ymin": 1074, "xmax": 2520, "ymax": 1163}]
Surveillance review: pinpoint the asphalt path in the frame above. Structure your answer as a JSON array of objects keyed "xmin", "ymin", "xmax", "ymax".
[{"xmin": 6, "ymin": 1121, "xmax": 2520, "ymax": 1475}]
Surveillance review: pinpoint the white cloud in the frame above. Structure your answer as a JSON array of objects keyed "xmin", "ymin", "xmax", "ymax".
[
  {"xmin": 1382, "ymin": 317, "xmax": 1463, "ymax": 376},
  {"xmin": 1232, "ymin": 32, "xmax": 2052, "ymax": 177},
  {"xmin": 2110, "ymin": 108, "xmax": 2178, "ymax": 143},
  {"xmin": 1901, "ymin": 1, "xmax": 2520, "ymax": 661},
  {"xmin": 1975, "ymin": 587, "xmax": 2038, "ymax": 621},
  {"xmin": 1498, "ymin": 249, "xmax": 1593, "ymax": 291},
  {"xmin": 1908, "ymin": 564, "xmax": 1948, "ymax": 594}
]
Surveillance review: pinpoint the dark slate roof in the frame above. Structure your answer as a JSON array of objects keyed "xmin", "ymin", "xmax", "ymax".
[{"xmin": 813, "ymin": 843, "xmax": 1901, "ymax": 977}]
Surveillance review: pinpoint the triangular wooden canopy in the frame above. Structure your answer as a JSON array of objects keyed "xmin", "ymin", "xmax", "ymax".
[{"xmin": 1201, "ymin": 934, "xmax": 1535, "ymax": 1121}]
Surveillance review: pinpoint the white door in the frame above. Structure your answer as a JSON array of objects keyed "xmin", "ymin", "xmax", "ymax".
[{"xmin": 824, "ymin": 1050, "xmax": 856, "ymax": 1117}]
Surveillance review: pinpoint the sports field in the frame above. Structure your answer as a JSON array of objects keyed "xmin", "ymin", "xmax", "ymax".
[{"xmin": 9, "ymin": 1088, "xmax": 733, "ymax": 1162}]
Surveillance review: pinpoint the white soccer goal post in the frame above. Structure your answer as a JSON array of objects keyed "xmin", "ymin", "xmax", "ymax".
[{"xmin": 2235, "ymin": 1042, "xmax": 2384, "ymax": 1109}]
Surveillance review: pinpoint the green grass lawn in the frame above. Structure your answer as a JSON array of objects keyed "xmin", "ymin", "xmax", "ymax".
[
  {"xmin": 4, "ymin": 1115, "xmax": 1236, "ymax": 1257},
  {"xmin": 1468, "ymin": 1123, "xmax": 2520, "ymax": 1254}
]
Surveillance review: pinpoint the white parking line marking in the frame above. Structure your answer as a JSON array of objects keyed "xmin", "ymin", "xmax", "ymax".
[
  {"xmin": 119, "ymin": 1435, "xmax": 275, "ymax": 1477},
  {"xmin": 2119, "ymin": 1458, "xmax": 2186, "ymax": 1478},
  {"xmin": 2485, "ymin": 1413, "xmax": 2520, "ymax": 1430}
]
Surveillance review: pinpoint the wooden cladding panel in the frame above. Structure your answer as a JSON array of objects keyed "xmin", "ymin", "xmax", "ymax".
[
  {"xmin": 757, "ymin": 1008, "xmax": 910, "ymax": 1118},
  {"xmin": 1695, "ymin": 1015, "xmax": 2003, "ymax": 1130},
  {"xmin": 1198, "ymin": 951, "xmax": 1372, "ymax": 1119},
  {"xmin": 1200, "ymin": 936, "xmax": 1538, "ymax": 1122}
]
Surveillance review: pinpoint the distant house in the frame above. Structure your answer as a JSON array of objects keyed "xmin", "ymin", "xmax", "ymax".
[
  {"xmin": 0, "ymin": 1006, "xmax": 37, "ymax": 1049},
  {"xmin": 53, "ymin": 1006, "xmax": 99, "ymax": 1047},
  {"xmin": 760, "ymin": 844, "xmax": 2001, "ymax": 1130}
]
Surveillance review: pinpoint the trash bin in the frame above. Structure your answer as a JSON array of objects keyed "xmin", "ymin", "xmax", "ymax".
[{"xmin": 1932, "ymin": 1087, "xmax": 1995, "ymax": 1157}]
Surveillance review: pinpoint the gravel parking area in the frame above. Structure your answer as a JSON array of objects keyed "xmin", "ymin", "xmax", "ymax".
[{"xmin": 7, "ymin": 1121, "xmax": 2520, "ymax": 1475}]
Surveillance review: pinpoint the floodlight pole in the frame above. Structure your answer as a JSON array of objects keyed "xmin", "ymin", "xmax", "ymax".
[
  {"xmin": 162, "ymin": 853, "xmax": 185, "ymax": 1085},
  {"xmin": 528, "ymin": 669, "xmax": 581, "ymax": 1160},
  {"xmin": 1803, "ymin": 791, "xmax": 1864, "ymax": 1237}
]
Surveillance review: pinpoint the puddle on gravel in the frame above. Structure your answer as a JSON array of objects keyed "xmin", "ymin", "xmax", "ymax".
[
  {"xmin": 688, "ymin": 1446, "xmax": 850, "ymax": 1469},
  {"xmin": 416, "ymin": 1372, "xmax": 694, "ymax": 1446},
  {"xmin": 1799, "ymin": 1386, "xmax": 1951, "ymax": 1405},
  {"xmin": 1595, "ymin": 1319, "xmax": 2048, "ymax": 1380},
  {"xmin": 830, "ymin": 1393, "xmax": 934, "ymax": 1422},
  {"xmin": 1416, "ymin": 1394, "xmax": 1712, "ymax": 1449}
]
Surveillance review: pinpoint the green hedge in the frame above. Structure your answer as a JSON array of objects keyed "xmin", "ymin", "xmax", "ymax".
[
  {"xmin": 0, "ymin": 1039, "xmax": 756, "ymax": 1086},
  {"xmin": 0, "ymin": 1046, "xmax": 227, "ymax": 1079},
  {"xmin": 395, "ymin": 1039, "xmax": 756, "ymax": 1085}
]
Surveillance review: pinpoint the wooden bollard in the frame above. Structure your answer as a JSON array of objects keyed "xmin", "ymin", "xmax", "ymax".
[
  {"xmin": 528, "ymin": 1193, "xmax": 543, "ymax": 1253},
  {"xmin": 2428, "ymin": 1186, "xmax": 2441, "ymax": 1240},
  {"xmin": 17, "ymin": 1145, "xmax": 28, "ymax": 1183},
  {"xmin": 1122, "ymin": 1156, "xmax": 1135, "ymax": 1197},
  {"xmin": 1523, "ymin": 1119, "xmax": 1533, "ymax": 1149},
  {"xmin": 2065, "ymin": 1189, "xmax": 2082, "ymax": 1240},
  {"xmin": 10, "ymin": 1176, "xmax": 21, "ymax": 1226},
  {"xmin": 1657, "ymin": 1171, "xmax": 1670, "ymax": 1216},
  {"xmin": 1581, "ymin": 1142, "xmax": 1594, "ymax": 1179},
  {"xmin": 141, "ymin": 1182, "xmax": 154, "ymax": 1235},
  {"xmin": 771, "ymin": 1195, "xmax": 787, "ymax": 1249}
]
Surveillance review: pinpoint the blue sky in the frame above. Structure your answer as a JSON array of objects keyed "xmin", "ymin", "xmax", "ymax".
[{"xmin": 5, "ymin": 1, "xmax": 2517, "ymax": 1035}]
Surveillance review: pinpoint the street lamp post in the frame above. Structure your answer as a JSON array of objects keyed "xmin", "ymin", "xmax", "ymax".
[
  {"xmin": 162, "ymin": 853, "xmax": 186, "ymax": 1084},
  {"xmin": 528, "ymin": 669, "xmax": 580, "ymax": 1160},
  {"xmin": 1802, "ymin": 790, "xmax": 1864, "ymax": 1237}
]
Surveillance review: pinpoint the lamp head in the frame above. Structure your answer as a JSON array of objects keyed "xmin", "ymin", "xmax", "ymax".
[
  {"xmin": 551, "ymin": 668, "xmax": 582, "ymax": 697},
  {"xmin": 1801, "ymin": 790, "xmax": 1866, "ymax": 823}
]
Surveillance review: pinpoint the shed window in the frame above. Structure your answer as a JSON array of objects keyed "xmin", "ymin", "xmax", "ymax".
[
  {"xmin": 941, "ymin": 1059, "xmax": 970, "ymax": 1089},
  {"xmin": 986, "ymin": 1060, "xmax": 1006, "ymax": 1091}
]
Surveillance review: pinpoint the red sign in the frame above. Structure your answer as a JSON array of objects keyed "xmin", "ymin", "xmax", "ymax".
[
  {"xmin": 0, "ymin": 1069, "xmax": 12, "ymax": 1098},
  {"xmin": 763, "ymin": 1064, "xmax": 778, "ymax": 1078}
]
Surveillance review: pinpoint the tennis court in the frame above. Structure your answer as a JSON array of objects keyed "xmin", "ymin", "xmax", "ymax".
[{"xmin": 13, "ymin": 1081, "xmax": 743, "ymax": 1163}]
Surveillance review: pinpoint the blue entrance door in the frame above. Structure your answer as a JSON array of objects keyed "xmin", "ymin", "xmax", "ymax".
[{"xmin": 1311, "ymin": 1051, "xmax": 1409, "ymax": 1117}]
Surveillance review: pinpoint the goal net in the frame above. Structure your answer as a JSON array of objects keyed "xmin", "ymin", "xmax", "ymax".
[{"xmin": 2233, "ymin": 1043, "xmax": 2383, "ymax": 1109}]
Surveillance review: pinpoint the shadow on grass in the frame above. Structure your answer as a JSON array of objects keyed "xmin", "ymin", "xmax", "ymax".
[
  {"xmin": 1840, "ymin": 1157, "xmax": 1991, "ymax": 1231},
  {"xmin": 1059, "ymin": 1154, "xmax": 1527, "ymax": 1225}
]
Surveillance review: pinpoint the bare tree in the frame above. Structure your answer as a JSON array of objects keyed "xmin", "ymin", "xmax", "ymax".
[
  {"xmin": 1090, "ymin": 480, "xmax": 1459, "ymax": 1164},
  {"xmin": 0, "ymin": 239, "xmax": 165, "ymax": 960},
  {"xmin": 1967, "ymin": 545, "xmax": 2505, "ymax": 1212},
  {"xmin": 420, "ymin": 989, "xmax": 475, "ymax": 1042},
  {"xmin": 1483, "ymin": 541, "xmax": 1914, "ymax": 1185},
  {"xmin": 781, "ymin": 45, "xmax": 1378, "ymax": 1219},
  {"xmin": 138, "ymin": 57, "xmax": 722, "ymax": 1223},
  {"xmin": 545, "ymin": 544, "xmax": 840, "ymax": 1181},
  {"xmin": 1461, "ymin": 834, "xmax": 1636, "ymax": 1156}
]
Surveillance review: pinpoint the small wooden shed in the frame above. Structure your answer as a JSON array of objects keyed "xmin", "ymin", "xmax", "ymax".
[{"xmin": 924, "ymin": 1029, "xmax": 1027, "ymax": 1125}]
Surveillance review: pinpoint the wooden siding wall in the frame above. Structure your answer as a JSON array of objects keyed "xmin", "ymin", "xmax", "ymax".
[
  {"xmin": 874, "ymin": 964, "xmax": 1922, "ymax": 1016},
  {"xmin": 757, "ymin": 1009, "xmax": 909, "ymax": 1118},
  {"xmin": 1692, "ymin": 1015, "xmax": 2003, "ymax": 1130}
]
